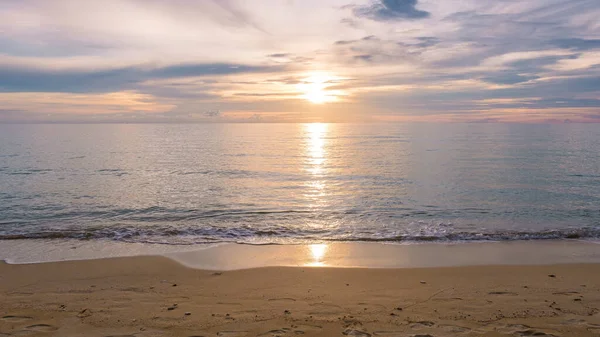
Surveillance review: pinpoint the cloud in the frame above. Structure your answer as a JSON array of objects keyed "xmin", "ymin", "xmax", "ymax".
[
  {"xmin": 353, "ymin": 0, "xmax": 430, "ymax": 21},
  {"xmin": 354, "ymin": 54, "xmax": 374, "ymax": 62},
  {"xmin": 481, "ymin": 50, "xmax": 575, "ymax": 68},
  {"xmin": 334, "ymin": 39, "xmax": 356, "ymax": 45},
  {"xmin": 2, "ymin": 0, "xmax": 600, "ymax": 122},
  {"xmin": 340, "ymin": 17, "xmax": 363, "ymax": 28},
  {"xmin": 268, "ymin": 53, "xmax": 291, "ymax": 58},
  {"xmin": 209, "ymin": 0, "xmax": 268, "ymax": 33},
  {"xmin": 400, "ymin": 37, "xmax": 439, "ymax": 48},
  {"xmin": 550, "ymin": 51, "xmax": 600, "ymax": 71},
  {"xmin": 335, "ymin": 35, "xmax": 379, "ymax": 46},
  {"xmin": 0, "ymin": 63, "xmax": 284, "ymax": 93},
  {"xmin": 204, "ymin": 110, "xmax": 221, "ymax": 117},
  {"xmin": 0, "ymin": 91, "xmax": 176, "ymax": 122},
  {"xmin": 551, "ymin": 38, "xmax": 600, "ymax": 51},
  {"xmin": 481, "ymin": 72, "xmax": 540, "ymax": 85},
  {"xmin": 583, "ymin": 113, "xmax": 600, "ymax": 120},
  {"xmin": 151, "ymin": 63, "xmax": 279, "ymax": 79}
]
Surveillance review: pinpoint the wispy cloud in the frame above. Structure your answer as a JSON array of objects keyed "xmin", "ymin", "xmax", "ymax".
[
  {"xmin": 551, "ymin": 38, "xmax": 600, "ymax": 51},
  {"xmin": 0, "ymin": 62, "xmax": 285, "ymax": 93}
]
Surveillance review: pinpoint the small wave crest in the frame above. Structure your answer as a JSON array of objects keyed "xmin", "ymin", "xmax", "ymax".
[
  {"xmin": 1, "ymin": 225, "xmax": 599, "ymax": 245},
  {"xmin": 2, "ymin": 168, "xmax": 53, "ymax": 176}
]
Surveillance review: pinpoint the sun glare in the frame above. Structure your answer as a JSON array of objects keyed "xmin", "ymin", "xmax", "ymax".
[
  {"xmin": 298, "ymin": 73, "xmax": 339, "ymax": 104},
  {"xmin": 307, "ymin": 244, "xmax": 328, "ymax": 267}
]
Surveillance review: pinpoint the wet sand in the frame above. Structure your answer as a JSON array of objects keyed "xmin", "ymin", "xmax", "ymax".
[
  {"xmin": 2, "ymin": 256, "xmax": 600, "ymax": 337},
  {"xmin": 3, "ymin": 240, "xmax": 600, "ymax": 269}
]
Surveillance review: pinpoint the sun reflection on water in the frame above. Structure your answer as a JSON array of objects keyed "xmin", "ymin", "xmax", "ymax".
[
  {"xmin": 305, "ymin": 123, "xmax": 328, "ymax": 176},
  {"xmin": 303, "ymin": 123, "xmax": 329, "ymax": 205},
  {"xmin": 306, "ymin": 243, "xmax": 328, "ymax": 267}
]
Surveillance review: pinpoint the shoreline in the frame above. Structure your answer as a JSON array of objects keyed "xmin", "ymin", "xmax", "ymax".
[{"xmin": 1, "ymin": 239, "xmax": 600, "ymax": 270}]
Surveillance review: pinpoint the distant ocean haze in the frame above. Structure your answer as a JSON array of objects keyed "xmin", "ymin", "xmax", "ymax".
[{"xmin": 0, "ymin": 123, "xmax": 599, "ymax": 244}]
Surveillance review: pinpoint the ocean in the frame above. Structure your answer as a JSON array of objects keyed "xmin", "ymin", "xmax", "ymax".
[{"xmin": 1, "ymin": 123, "xmax": 599, "ymax": 245}]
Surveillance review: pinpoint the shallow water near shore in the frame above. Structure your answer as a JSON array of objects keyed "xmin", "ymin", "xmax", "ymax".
[{"xmin": 2, "ymin": 239, "xmax": 600, "ymax": 270}]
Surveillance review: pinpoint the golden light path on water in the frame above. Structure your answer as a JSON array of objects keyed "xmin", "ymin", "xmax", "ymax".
[
  {"xmin": 303, "ymin": 123, "xmax": 331, "ymax": 266},
  {"xmin": 305, "ymin": 123, "xmax": 327, "ymax": 176},
  {"xmin": 303, "ymin": 123, "xmax": 329, "ymax": 208}
]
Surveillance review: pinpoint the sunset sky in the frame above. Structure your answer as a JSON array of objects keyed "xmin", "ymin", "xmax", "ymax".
[{"xmin": 1, "ymin": 0, "xmax": 599, "ymax": 123}]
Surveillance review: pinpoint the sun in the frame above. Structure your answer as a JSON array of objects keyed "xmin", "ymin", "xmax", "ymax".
[
  {"xmin": 298, "ymin": 73, "xmax": 339, "ymax": 104},
  {"xmin": 304, "ymin": 88, "xmax": 328, "ymax": 104}
]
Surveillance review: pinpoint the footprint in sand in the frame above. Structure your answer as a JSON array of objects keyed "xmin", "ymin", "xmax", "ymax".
[
  {"xmin": 493, "ymin": 324, "xmax": 531, "ymax": 334},
  {"xmin": 552, "ymin": 291, "xmax": 580, "ymax": 296},
  {"xmin": 267, "ymin": 324, "xmax": 318, "ymax": 336},
  {"xmin": 25, "ymin": 324, "xmax": 58, "ymax": 332},
  {"xmin": 488, "ymin": 291, "xmax": 518, "ymax": 296},
  {"xmin": 216, "ymin": 302, "xmax": 243, "ymax": 306},
  {"xmin": 342, "ymin": 329, "xmax": 371, "ymax": 337},
  {"xmin": 216, "ymin": 331, "xmax": 248, "ymax": 337},
  {"xmin": 259, "ymin": 327, "xmax": 318, "ymax": 337},
  {"xmin": 373, "ymin": 331, "xmax": 404, "ymax": 336},
  {"xmin": 588, "ymin": 327, "xmax": 600, "ymax": 334},
  {"xmin": 562, "ymin": 318, "xmax": 600, "ymax": 333},
  {"xmin": 309, "ymin": 302, "xmax": 341, "ymax": 309},
  {"xmin": 308, "ymin": 303, "xmax": 342, "ymax": 315},
  {"xmin": 1, "ymin": 316, "xmax": 33, "ymax": 323},
  {"xmin": 268, "ymin": 298, "xmax": 297, "ymax": 302},
  {"xmin": 293, "ymin": 324, "xmax": 322, "ymax": 332},
  {"xmin": 514, "ymin": 330, "xmax": 558, "ymax": 336},
  {"xmin": 258, "ymin": 329, "xmax": 291, "ymax": 337},
  {"xmin": 432, "ymin": 297, "xmax": 463, "ymax": 302},
  {"xmin": 438, "ymin": 324, "xmax": 471, "ymax": 333},
  {"xmin": 494, "ymin": 324, "xmax": 559, "ymax": 337},
  {"xmin": 409, "ymin": 321, "xmax": 435, "ymax": 329}
]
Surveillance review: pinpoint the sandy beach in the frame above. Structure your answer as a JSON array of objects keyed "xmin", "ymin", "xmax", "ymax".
[{"xmin": 2, "ymin": 255, "xmax": 600, "ymax": 337}]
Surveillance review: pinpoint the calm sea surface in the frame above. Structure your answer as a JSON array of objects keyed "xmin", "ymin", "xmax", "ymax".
[{"xmin": 1, "ymin": 123, "xmax": 599, "ymax": 245}]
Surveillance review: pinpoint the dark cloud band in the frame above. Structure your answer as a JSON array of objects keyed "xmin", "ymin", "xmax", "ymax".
[{"xmin": 353, "ymin": 0, "xmax": 430, "ymax": 21}]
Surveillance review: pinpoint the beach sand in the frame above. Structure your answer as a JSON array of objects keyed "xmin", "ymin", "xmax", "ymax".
[{"xmin": 2, "ymin": 256, "xmax": 600, "ymax": 337}]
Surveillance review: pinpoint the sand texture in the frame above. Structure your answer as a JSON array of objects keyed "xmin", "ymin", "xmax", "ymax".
[{"xmin": 2, "ymin": 257, "xmax": 600, "ymax": 337}]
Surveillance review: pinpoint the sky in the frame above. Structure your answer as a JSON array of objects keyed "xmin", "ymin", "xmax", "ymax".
[{"xmin": 0, "ymin": 0, "xmax": 599, "ymax": 123}]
